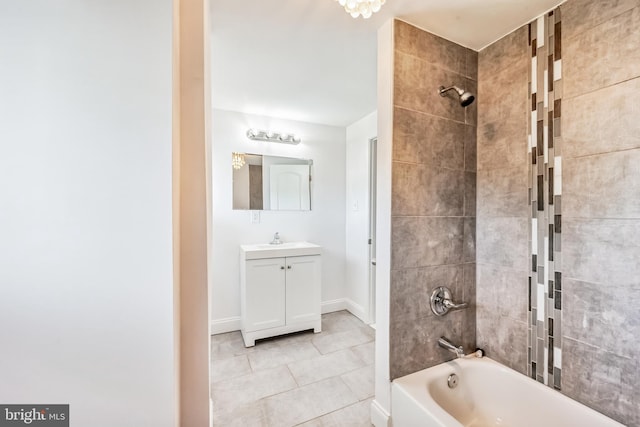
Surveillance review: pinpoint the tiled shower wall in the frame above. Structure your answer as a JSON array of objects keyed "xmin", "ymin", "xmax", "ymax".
[
  {"xmin": 477, "ymin": 0, "xmax": 640, "ymax": 424},
  {"xmin": 389, "ymin": 20, "xmax": 477, "ymax": 380}
]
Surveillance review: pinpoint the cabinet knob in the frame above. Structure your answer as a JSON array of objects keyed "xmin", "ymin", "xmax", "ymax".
[
  {"xmin": 287, "ymin": 265, "xmax": 292, "ymax": 269},
  {"xmin": 280, "ymin": 266, "xmax": 285, "ymax": 270}
]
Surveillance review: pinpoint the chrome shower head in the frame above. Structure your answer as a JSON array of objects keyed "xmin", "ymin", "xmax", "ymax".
[{"xmin": 439, "ymin": 85, "xmax": 475, "ymax": 107}]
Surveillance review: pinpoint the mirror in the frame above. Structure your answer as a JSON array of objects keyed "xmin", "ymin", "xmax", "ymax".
[{"xmin": 232, "ymin": 153, "xmax": 312, "ymax": 211}]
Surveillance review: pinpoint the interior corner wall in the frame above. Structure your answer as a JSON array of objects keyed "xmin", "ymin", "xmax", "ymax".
[
  {"xmin": 389, "ymin": 20, "xmax": 478, "ymax": 380},
  {"xmin": 477, "ymin": 1, "xmax": 640, "ymax": 424},
  {"xmin": 210, "ymin": 109, "xmax": 347, "ymax": 332},
  {"xmin": 0, "ymin": 1, "xmax": 176, "ymax": 426},
  {"xmin": 345, "ymin": 111, "xmax": 378, "ymax": 322}
]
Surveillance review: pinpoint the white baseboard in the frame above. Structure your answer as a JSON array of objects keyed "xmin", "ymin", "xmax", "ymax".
[
  {"xmin": 210, "ymin": 316, "xmax": 241, "ymax": 335},
  {"xmin": 370, "ymin": 399, "xmax": 391, "ymax": 427},
  {"xmin": 212, "ymin": 298, "xmax": 370, "ymax": 335}
]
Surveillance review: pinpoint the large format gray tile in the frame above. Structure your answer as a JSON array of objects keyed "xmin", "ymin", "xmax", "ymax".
[
  {"xmin": 392, "ymin": 162, "xmax": 464, "ymax": 217},
  {"xmin": 478, "ymin": 25, "xmax": 528, "ymax": 82},
  {"xmin": 210, "ymin": 354, "xmax": 251, "ymax": 384},
  {"xmin": 564, "ymin": 150, "xmax": 640, "ymax": 218},
  {"xmin": 477, "ymin": 55, "xmax": 528, "ymax": 128},
  {"xmin": 562, "ymin": 338, "xmax": 639, "ymax": 426},
  {"xmin": 391, "ymin": 217, "xmax": 464, "ymax": 269},
  {"xmin": 564, "ymin": 7, "xmax": 640, "ymax": 98},
  {"xmin": 287, "ymin": 349, "xmax": 366, "ymax": 386},
  {"xmin": 312, "ymin": 326, "xmax": 374, "ymax": 355},
  {"xmin": 212, "ymin": 401, "xmax": 268, "ymax": 427},
  {"xmin": 392, "ymin": 107, "xmax": 468, "ymax": 170},
  {"xmin": 321, "ymin": 310, "xmax": 366, "ymax": 334},
  {"xmin": 248, "ymin": 337, "xmax": 321, "ymax": 371},
  {"xmin": 263, "ymin": 377, "xmax": 359, "ymax": 427},
  {"xmin": 394, "ymin": 20, "xmax": 467, "ymax": 75},
  {"xmin": 476, "ymin": 311, "xmax": 528, "ymax": 375},
  {"xmin": 564, "ymin": 278, "xmax": 640, "ymax": 358},
  {"xmin": 476, "ymin": 217, "xmax": 529, "ymax": 271},
  {"xmin": 341, "ymin": 365, "xmax": 375, "ymax": 401},
  {"xmin": 477, "ymin": 263, "xmax": 528, "ymax": 323},
  {"xmin": 298, "ymin": 399, "xmax": 374, "ymax": 427},
  {"xmin": 211, "ymin": 365, "xmax": 297, "ymax": 416},
  {"xmin": 563, "ymin": 218, "xmax": 640, "ymax": 286},
  {"xmin": 211, "ymin": 331, "xmax": 255, "ymax": 361},
  {"xmin": 563, "ymin": 78, "xmax": 640, "ymax": 158},
  {"xmin": 562, "ymin": 0, "xmax": 640, "ymax": 41},
  {"xmin": 476, "ymin": 119, "xmax": 528, "ymax": 171},
  {"xmin": 350, "ymin": 341, "xmax": 375, "ymax": 366},
  {"xmin": 477, "ymin": 166, "xmax": 529, "ymax": 217}
]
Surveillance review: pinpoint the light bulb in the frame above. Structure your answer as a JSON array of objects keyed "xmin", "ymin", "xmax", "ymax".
[
  {"xmin": 362, "ymin": 8, "xmax": 373, "ymax": 18},
  {"xmin": 371, "ymin": 0, "xmax": 381, "ymax": 12}
]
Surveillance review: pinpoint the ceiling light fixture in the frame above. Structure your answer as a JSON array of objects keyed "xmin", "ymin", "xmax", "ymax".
[
  {"xmin": 232, "ymin": 152, "xmax": 246, "ymax": 170},
  {"xmin": 246, "ymin": 129, "xmax": 301, "ymax": 145},
  {"xmin": 334, "ymin": 0, "xmax": 386, "ymax": 19}
]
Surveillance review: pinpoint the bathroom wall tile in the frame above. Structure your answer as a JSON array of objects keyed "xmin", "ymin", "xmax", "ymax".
[
  {"xmin": 464, "ymin": 78, "xmax": 478, "ymax": 127},
  {"xmin": 564, "ymin": 150, "xmax": 640, "ymax": 218},
  {"xmin": 463, "ymin": 263, "xmax": 476, "ymax": 304},
  {"xmin": 478, "ymin": 26, "xmax": 528, "ymax": 82},
  {"xmin": 390, "ymin": 308, "xmax": 476, "ymax": 379},
  {"xmin": 562, "ymin": 338, "xmax": 639, "ymax": 426},
  {"xmin": 263, "ymin": 376, "xmax": 359, "ymax": 426},
  {"xmin": 564, "ymin": 7, "xmax": 640, "ymax": 98},
  {"xmin": 564, "ymin": 279, "xmax": 640, "ymax": 358},
  {"xmin": 340, "ymin": 364, "xmax": 375, "ymax": 401},
  {"xmin": 463, "ymin": 218, "xmax": 476, "ymax": 263},
  {"xmin": 392, "ymin": 162, "xmax": 464, "ymax": 216},
  {"xmin": 477, "ymin": 263, "xmax": 528, "ymax": 323},
  {"xmin": 464, "ymin": 172, "xmax": 476, "ymax": 217},
  {"xmin": 476, "ymin": 217, "xmax": 529, "ymax": 271},
  {"xmin": 563, "ymin": 219, "xmax": 640, "ymax": 286},
  {"xmin": 562, "ymin": 0, "xmax": 640, "ymax": 41},
  {"xmin": 465, "ymin": 48, "xmax": 478, "ymax": 81},
  {"xmin": 211, "ymin": 365, "xmax": 297, "ymax": 416},
  {"xmin": 391, "ymin": 217, "xmax": 464, "ymax": 269},
  {"xmin": 392, "ymin": 107, "xmax": 467, "ymax": 169},
  {"xmin": 464, "ymin": 126, "xmax": 477, "ymax": 172},
  {"xmin": 563, "ymin": 78, "xmax": 640, "ymax": 158},
  {"xmin": 394, "ymin": 20, "xmax": 467, "ymax": 75},
  {"xmin": 311, "ymin": 326, "xmax": 373, "ymax": 355},
  {"xmin": 394, "ymin": 51, "xmax": 470, "ymax": 123},
  {"xmin": 476, "ymin": 311, "xmax": 528, "ymax": 375},
  {"xmin": 287, "ymin": 349, "xmax": 365, "ymax": 386},
  {"xmin": 478, "ymin": 58, "xmax": 528, "ymax": 129},
  {"xmin": 477, "ymin": 166, "xmax": 529, "ymax": 217},
  {"xmin": 477, "ymin": 121, "xmax": 528, "ymax": 171},
  {"xmin": 390, "ymin": 265, "xmax": 463, "ymax": 323}
]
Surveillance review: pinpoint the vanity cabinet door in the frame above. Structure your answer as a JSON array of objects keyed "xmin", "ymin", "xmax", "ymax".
[
  {"xmin": 244, "ymin": 258, "xmax": 286, "ymax": 332},
  {"xmin": 285, "ymin": 255, "xmax": 321, "ymax": 325}
]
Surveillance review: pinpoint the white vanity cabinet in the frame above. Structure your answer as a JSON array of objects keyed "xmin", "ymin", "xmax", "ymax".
[{"xmin": 240, "ymin": 242, "xmax": 322, "ymax": 347}]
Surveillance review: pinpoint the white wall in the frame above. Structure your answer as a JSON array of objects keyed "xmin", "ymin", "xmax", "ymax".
[
  {"xmin": 0, "ymin": 1, "xmax": 175, "ymax": 426},
  {"xmin": 345, "ymin": 111, "xmax": 378, "ymax": 322},
  {"xmin": 211, "ymin": 109, "xmax": 347, "ymax": 332}
]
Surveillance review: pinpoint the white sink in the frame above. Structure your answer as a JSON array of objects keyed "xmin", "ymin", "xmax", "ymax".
[{"xmin": 240, "ymin": 241, "xmax": 322, "ymax": 259}]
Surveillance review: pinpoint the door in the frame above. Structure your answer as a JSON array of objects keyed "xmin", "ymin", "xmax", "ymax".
[
  {"xmin": 285, "ymin": 255, "xmax": 321, "ymax": 325},
  {"xmin": 368, "ymin": 137, "xmax": 377, "ymax": 325},
  {"xmin": 244, "ymin": 258, "xmax": 286, "ymax": 332},
  {"xmin": 269, "ymin": 164, "xmax": 311, "ymax": 210}
]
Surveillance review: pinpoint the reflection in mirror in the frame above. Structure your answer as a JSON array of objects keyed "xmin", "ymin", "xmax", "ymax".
[{"xmin": 232, "ymin": 153, "xmax": 312, "ymax": 211}]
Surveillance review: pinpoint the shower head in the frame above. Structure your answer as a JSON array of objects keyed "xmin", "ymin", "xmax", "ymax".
[{"xmin": 439, "ymin": 85, "xmax": 475, "ymax": 107}]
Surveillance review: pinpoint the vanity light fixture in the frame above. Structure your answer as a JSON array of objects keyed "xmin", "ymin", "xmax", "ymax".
[
  {"xmin": 334, "ymin": 0, "xmax": 386, "ymax": 19},
  {"xmin": 232, "ymin": 152, "xmax": 246, "ymax": 170},
  {"xmin": 246, "ymin": 129, "xmax": 301, "ymax": 145}
]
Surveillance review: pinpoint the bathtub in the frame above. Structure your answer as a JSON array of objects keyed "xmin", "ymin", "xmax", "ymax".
[{"xmin": 391, "ymin": 356, "xmax": 624, "ymax": 427}]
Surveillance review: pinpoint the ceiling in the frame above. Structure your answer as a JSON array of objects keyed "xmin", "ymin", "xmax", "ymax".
[{"xmin": 210, "ymin": 0, "xmax": 564, "ymax": 127}]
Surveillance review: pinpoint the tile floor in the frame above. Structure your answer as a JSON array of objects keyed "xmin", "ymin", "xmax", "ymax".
[{"xmin": 211, "ymin": 311, "xmax": 375, "ymax": 426}]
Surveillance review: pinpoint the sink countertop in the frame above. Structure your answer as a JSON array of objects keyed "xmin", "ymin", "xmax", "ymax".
[{"xmin": 240, "ymin": 241, "xmax": 322, "ymax": 260}]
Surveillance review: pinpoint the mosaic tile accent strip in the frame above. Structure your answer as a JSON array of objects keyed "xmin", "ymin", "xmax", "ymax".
[{"xmin": 528, "ymin": 8, "xmax": 562, "ymax": 390}]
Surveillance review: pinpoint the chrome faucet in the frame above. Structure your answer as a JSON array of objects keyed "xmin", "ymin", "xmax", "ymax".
[
  {"xmin": 438, "ymin": 337, "xmax": 465, "ymax": 358},
  {"xmin": 270, "ymin": 232, "xmax": 283, "ymax": 245}
]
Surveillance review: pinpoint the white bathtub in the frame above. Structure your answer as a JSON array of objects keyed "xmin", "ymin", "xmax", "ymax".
[{"xmin": 391, "ymin": 356, "xmax": 624, "ymax": 427}]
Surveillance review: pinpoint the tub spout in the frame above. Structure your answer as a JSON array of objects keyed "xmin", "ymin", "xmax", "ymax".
[{"xmin": 438, "ymin": 337, "xmax": 465, "ymax": 358}]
